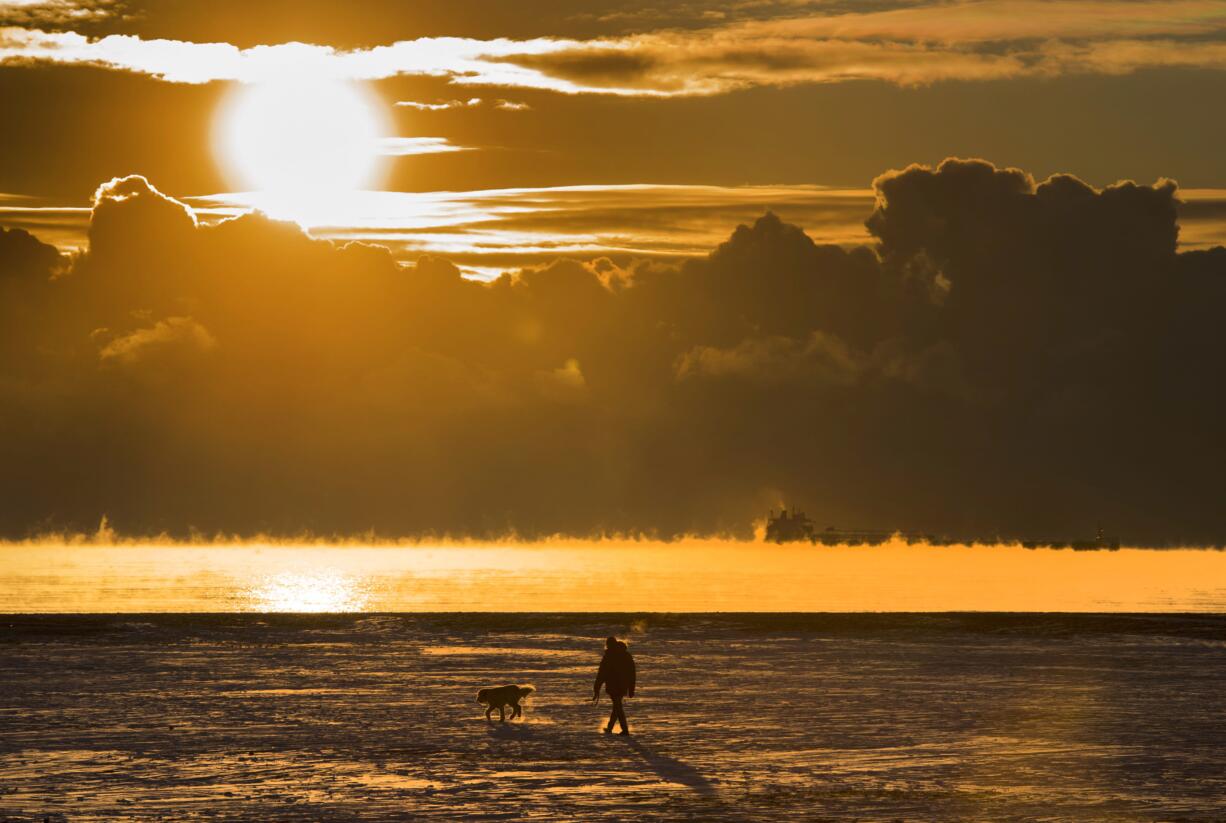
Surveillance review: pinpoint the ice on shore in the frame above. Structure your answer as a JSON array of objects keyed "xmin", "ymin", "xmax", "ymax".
[{"xmin": 2, "ymin": 613, "xmax": 1226, "ymax": 820}]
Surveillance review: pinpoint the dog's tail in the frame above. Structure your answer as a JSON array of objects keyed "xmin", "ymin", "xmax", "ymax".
[{"xmin": 519, "ymin": 684, "xmax": 535, "ymax": 697}]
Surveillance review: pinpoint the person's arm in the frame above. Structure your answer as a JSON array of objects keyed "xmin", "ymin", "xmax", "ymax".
[
  {"xmin": 593, "ymin": 656, "xmax": 608, "ymax": 699},
  {"xmin": 627, "ymin": 654, "xmax": 637, "ymax": 698}
]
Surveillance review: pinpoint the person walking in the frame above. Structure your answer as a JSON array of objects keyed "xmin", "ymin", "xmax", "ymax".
[{"xmin": 593, "ymin": 635, "xmax": 636, "ymax": 735}]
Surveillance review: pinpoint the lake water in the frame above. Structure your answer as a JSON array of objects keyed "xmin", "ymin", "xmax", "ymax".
[{"xmin": 3, "ymin": 541, "xmax": 1226, "ymax": 613}]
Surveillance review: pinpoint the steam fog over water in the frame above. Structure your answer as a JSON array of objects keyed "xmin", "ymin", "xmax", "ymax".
[{"xmin": 4, "ymin": 542, "xmax": 1226, "ymax": 613}]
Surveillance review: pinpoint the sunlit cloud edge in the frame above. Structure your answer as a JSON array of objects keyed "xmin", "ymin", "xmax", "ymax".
[{"xmin": 6, "ymin": 1, "xmax": 1226, "ymax": 96}]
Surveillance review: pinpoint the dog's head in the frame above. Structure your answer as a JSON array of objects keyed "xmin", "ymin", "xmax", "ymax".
[
  {"xmin": 518, "ymin": 685, "xmax": 535, "ymax": 698},
  {"xmin": 476, "ymin": 688, "xmax": 490, "ymax": 704}
]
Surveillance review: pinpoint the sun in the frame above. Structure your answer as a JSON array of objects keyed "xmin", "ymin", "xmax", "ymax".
[{"xmin": 214, "ymin": 76, "xmax": 390, "ymax": 211}]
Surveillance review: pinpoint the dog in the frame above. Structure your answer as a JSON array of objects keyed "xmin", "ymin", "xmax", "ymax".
[{"xmin": 476, "ymin": 684, "xmax": 535, "ymax": 722}]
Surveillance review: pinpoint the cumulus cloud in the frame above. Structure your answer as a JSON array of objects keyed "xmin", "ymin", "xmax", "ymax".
[
  {"xmin": 5, "ymin": 183, "xmax": 884, "ymax": 273},
  {"xmin": 6, "ymin": 1, "xmax": 1226, "ymax": 94},
  {"xmin": 675, "ymin": 332, "xmax": 862, "ymax": 385},
  {"xmin": 98, "ymin": 316, "xmax": 216, "ymax": 364},
  {"xmin": 0, "ymin": 223, "xmax": 64, "ymax": 278},
  {"xmin": 1, "ymin": 158, "xmax": 1225, "ymax": 544}
]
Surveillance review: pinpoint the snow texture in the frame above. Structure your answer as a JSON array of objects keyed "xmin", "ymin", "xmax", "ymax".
[{"xmin": 2, "ymin": 613, "xmax": 1226, "ymax": 820}]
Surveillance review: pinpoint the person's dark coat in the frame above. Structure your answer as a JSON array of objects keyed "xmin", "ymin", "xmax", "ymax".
[{"xmin": 595, "ymin": 641, "xmax": 636, "ymax": 698}]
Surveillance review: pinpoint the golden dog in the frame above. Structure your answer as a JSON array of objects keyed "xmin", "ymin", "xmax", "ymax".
[{"xmin": 476, "ymin": 684, "xmax": 535, "ymax": 722}]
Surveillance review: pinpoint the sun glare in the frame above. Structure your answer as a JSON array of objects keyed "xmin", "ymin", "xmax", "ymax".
[
  {"xmin": 244, "ymin": 570, "xmax": 371, "ymax": 613},
  {"xmin": 214, "ymin": 76, "xmax": 390, "ymax": 214}
]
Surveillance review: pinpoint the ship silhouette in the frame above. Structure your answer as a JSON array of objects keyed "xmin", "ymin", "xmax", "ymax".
[
  {"xmin": 765, "ymin": 507, "xmax": 1119, "ymax": 548},
  {"xmin": 1020, "ymin": 524, "xmax": 1120, "ymax": 550},
  {"xmin": 764, "ymin": 507, "xmax": 816, "ymax": 543},
  {"xmin": 764, "ymin": 507, "xmax": 936, "ymax": 545}
]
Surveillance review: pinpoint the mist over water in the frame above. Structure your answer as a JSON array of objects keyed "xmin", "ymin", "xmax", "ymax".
[{"xmin": 3, "ymin": 540, "xmax": 1226, "ymax": 613}]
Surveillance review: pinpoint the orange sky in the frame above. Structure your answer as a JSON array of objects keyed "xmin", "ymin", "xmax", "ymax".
[{"xmin": 1, "ymin": 1, "xmax": 1226, "ymax": 545}]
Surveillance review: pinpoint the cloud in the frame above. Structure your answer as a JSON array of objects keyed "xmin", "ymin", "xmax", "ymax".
[
  {"xmin": 394, "ymin": 97, "xmax": 530, "ymax": 111},
  {"xmin": 6, "ymin": 1, "xmax": 1226, "ymax": 94},
  {"xmin": 98, "ymin": 316, "xmax": 217, "ymax": 364},
  {"xmin": 6, "ymin": 183, "xmax": 883, "ymax": 276},
  {"xmin": 87, "ymin": 174, "xmax": 196, "ymax": 265},
  {"xmin": 0, "ymin": 223, "xmax": 64, "ymax": 278},
  {"xmin": 13, "ymin": 179, "xmax": 1226, "ymax": 278},
  {"xmin": 2, "ymin": 158, "xmax": 1225, "ymax": 544},
  {"xmin": 496, "ymin": 36, "xmax": 1030, "ymax": 94},
  {"xmin": 675, "ymin": 331, "xmax": 863, "ymax": 385},
  {"xmin": 733, "ymin": 1, "xmax": 1226, "ymax": 42},
  {"xmin": 174, "ymin": 184, "xmax": 879, "ymax": 276},
  {"xmin": 0, "ymin": 0, "xmax": 115, "ymax": 25},
  {"xmin": 395, "ymin": 97, "xmax": 483, "ymax": 111},
  {"xmin": 377, "ymin": 136, "xmax": 473, "ymax": 156},
  {"xmin": 0, "ymin": 27, "xmax": 597, "ymax": 87}
]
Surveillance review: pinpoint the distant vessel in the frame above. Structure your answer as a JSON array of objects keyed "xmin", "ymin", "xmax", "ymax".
[
  {"xmin": 764, "ymin": 507, "xmax": 816, "ymax": 543},
  {"xmin": 1021, "ymin": 524, "xmax": 1120, "ymax": 551},
  {"xmin": 765, "ymin": 507, "xmax": 942, "ymax": 545}
]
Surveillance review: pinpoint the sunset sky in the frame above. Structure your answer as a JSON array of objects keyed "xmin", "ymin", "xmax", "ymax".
[{"xmin": 2, "ymin": 0, "xmax": 1226, "ymax": 543}]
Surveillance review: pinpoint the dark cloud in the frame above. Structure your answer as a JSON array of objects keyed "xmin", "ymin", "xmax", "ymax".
[
  {"xmin": 1, "ymin": 159, "xmax": 1224, "ymax": 544},
  {"xmin": 496, "ymin": 49, "xmax": 666, "ymax": 89},
  {"xmin": 14, "ymin": 0, "xmax": 925, "ymax": 47},
  {"xmin": 0, "ymin": 223, "xmax": 63, "ymax": 278}
]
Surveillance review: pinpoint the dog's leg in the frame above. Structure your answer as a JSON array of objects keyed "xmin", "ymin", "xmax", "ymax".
[
  {"xmin": 510, "ymin": 701, "xmax": 521, "ymax": 720},
  {"xmin": 485, "ymin": 705, "xmax": 494, "ymax": 721},
  {"xmin": 498, "ymin": 705, "xmax": 506, "ymax": 722}
]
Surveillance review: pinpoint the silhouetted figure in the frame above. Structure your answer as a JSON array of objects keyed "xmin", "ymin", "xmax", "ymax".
[{"xmin": 593, "ymin": 636, "xmax": 636, "ymax": 735}]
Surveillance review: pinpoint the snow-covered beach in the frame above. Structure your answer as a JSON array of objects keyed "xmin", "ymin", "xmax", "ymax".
[{"xmin": 3, "ymin": 612, "xmax": 1226, "ymax": 821}]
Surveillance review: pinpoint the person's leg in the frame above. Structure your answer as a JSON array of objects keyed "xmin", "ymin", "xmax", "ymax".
[
  {"xmin": 606, "ymin": 699, "xmax": 617, "ymax": 732},
  {"xmin": 612, "ymin": 695, "xmax": 628, "ymax": 733}
]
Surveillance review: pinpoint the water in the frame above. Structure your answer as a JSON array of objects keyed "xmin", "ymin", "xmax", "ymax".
[{"xmin": 3, "ymin": 541, "xmax": 1226, "ymax": 613}]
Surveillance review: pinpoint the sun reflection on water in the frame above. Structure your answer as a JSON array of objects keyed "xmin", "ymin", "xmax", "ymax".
[
  {"xmin": 4, "ymin": 542, "xmax": 1226, "ymax": 613},
  {"xmin": 244, "ymin": 571, "xmax": 371, "ymax": 612}
]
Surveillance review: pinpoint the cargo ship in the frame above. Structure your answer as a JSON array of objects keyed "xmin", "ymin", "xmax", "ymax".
[
  {"xmin": 764, "ymin": 508, "xmax": 1116, "ymax": 548},
  {"xmin": 764, "ymin": 507, "xmax": 938, "ymax": 545},
  {"xmin": 764, "ymin": 507, "xmax": 817, "ymax": 543}
]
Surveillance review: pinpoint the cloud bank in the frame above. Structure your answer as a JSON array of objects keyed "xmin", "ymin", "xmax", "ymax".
[
  {"xmin": 6, "ymin": 1, "xmax": 1226, "ymax": 94},
  {"xmin": 0, "ymin": 0, "xmax": 114, "ymax": 26},
  {"xmin": 12, "ymin": 184, "xmax": 1226, "ymax": 276},
  {"xmin": 1, "ymin": 160, "xmax": 1225, "ymax": 543}
]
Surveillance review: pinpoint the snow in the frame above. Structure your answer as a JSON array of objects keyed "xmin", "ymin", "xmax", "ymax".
[{"xmin": 2, "ymin": 613, "xmax": 1226, "ymax": 820}]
